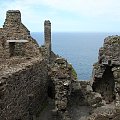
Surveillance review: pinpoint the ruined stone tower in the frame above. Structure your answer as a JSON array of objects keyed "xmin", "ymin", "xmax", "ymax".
[
  {"xmin": 0, "ymin": 10, "xmax": 40, "ymax": 59},
  {"xmin": 44, "ymin": 20, "xmax": 51, "ymax": 56}
]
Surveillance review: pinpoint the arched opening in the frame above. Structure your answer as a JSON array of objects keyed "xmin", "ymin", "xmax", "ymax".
[
  {"xmin": 92, "ymin": 66, "xmax": 115, "ymax": 103},
  {"xmin": 102, "ymin": 66, "xmax": 115, "ymax": 102}
]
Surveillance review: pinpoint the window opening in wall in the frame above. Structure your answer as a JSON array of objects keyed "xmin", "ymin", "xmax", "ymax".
[
  {"xmin": 9, "ymin": 42, "xmax": 25, "ymax": 57},
  {"xmin": 9, "ymin": 42, "xmax": 15, "ymax": 57}
]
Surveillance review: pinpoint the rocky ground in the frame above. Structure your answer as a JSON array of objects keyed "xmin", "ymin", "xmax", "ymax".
[{"xmin": 37, "ymin": 99, "xmax": 55, "ymax": 120}]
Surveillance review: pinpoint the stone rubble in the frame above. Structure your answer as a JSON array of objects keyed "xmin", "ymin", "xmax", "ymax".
[{"xmin": 49, "ymin": 57, "xmax": 73, "ymax": 120}]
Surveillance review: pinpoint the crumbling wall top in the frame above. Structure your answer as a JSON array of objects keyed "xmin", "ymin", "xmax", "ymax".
[
  {"xmin": 7, "ymin": 10, "xmax": 21, "ymax": 13},
  {"xmin": 44, "ymin": 20, "xmax": 51, "ymax": 25},
  {"xmin": 4, "ymin": 10, "xmax": 21, "ymax": 28}
]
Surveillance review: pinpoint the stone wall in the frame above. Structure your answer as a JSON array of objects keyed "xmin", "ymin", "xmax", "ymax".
[
  {"xmin": 0, "ymin": 10, "xmax": 40, "ymax": 59},
  {"xmin": 0, "ymin": 58, "xmax": 48, "ymax": 120},
  {"xmin": 49, "ymin": 57, "xmax": 73, "ymax": 120},
  {"xmin": 1, "ymin": 10, "xmax": 120, "ymax": 120},
  {"xmin": 98, "ymin": 36, "xmax": 120, "ymax": 65},
  {"xmin": 0, "ymin": 28, "xmax": 5, "ymax": 59},
  {"xmin": 0, "ymin": 28, "xmax": 2, "ymax": 33},
  {"xmin": 113, "ymin": 67, "xmax": 120, "ymax": 109},
  {"xmin": 92, "ymin": 36, "xmax": 120, "ymax": 103}
]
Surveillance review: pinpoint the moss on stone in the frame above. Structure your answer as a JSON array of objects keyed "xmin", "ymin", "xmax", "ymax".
[
  {"xmin": 93, "ymin": 62, "xmax": 99, "ymax": 69},
  {"xmin": 69, "ymin": 64, "xmax": 77, "ymax": 80}
]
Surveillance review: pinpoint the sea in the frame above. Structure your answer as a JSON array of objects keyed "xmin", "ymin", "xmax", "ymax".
[{"xmin": 31, "ymin": 32, "xmax": 120, "ymax": 80}]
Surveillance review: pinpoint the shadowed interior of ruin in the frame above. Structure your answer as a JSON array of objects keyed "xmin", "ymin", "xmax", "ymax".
[
  {"xmin": 92, "ymin": 66, "xmax": 115, "ymax": 103},
  {"xmin": 47, "ymin": 78, "xmax": 55, "ymax": 99},
  {"xmin": 9, "ymin": 42, "xmax": 15, "ymax": 57},
  {"xmin": 68, "ymin": 87, "xmax": 91, "ymax": 120}
]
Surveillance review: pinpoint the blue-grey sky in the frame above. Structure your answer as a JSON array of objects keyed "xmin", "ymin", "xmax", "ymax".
[{"xmin": 0, "ymin": 0, "xmax": 120, "ymax": 32}]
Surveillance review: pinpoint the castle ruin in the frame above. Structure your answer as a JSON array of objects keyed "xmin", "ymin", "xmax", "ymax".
[
  {"xmin": 0, "ymin": 10, "xmax": 53, "ymax": 120},
  {"xmin": 0, "ymin": 10, "xmax": 41, "ymax": 59},
  {"xmin": 44, "ymin": 20, "xmax": 51, "ymax": 56},
  {"xmin": 0, "ymin": 10, "xmax": 52, "ymax": 60},
  {"xmin": 0, "ymin": 10, "xmax": 120, "ymax": 120}
]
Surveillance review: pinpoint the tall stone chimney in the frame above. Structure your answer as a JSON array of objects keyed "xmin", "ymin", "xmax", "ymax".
[{"xmin": 44, "ymin": 20, "xmax": 51, "ymax": 56}]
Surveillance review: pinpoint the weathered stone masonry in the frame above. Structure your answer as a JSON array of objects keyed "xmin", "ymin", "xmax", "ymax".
[
  {"xmin": 0, "ymin": 58, "xmax": 48, "ymax": 120},
  {"xmin": 92, "ymin": 36, "xmax": 120, "ymax": 104},
  {"xmin": 0, "ymin": 10, "xmax": 40, "ymax": 59},
  {"xmin": 44, "ymin": 20, "xmax": 51, "ymax": 55},
  {"xmin": 1, "ymin": 10, "xmax": 120, "ymax": 120},
  {"xmin": 49, "ymin": 58, "xmax": 73, "ymax": 120},
  {"xmin": 89, "ymin": 36, "xmax": 120, "ymax": 120},
  {"xmin": 0, "ymin": 10, "xmax": 50, "ymax": 120}
]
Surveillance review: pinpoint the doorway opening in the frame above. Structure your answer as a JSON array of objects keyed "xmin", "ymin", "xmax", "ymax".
[
  {"xmin": 9, "ymin": 42, "xmax": 15, "ymax": 57},
  {"xmin": 92, "ymin": 66, "xmax": 115, "ymax": 103}
]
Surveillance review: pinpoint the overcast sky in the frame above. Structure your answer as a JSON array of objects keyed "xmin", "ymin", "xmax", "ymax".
[{"xmin": 0, "ymin": 0, "xmax": 120, "ymax": 32}]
